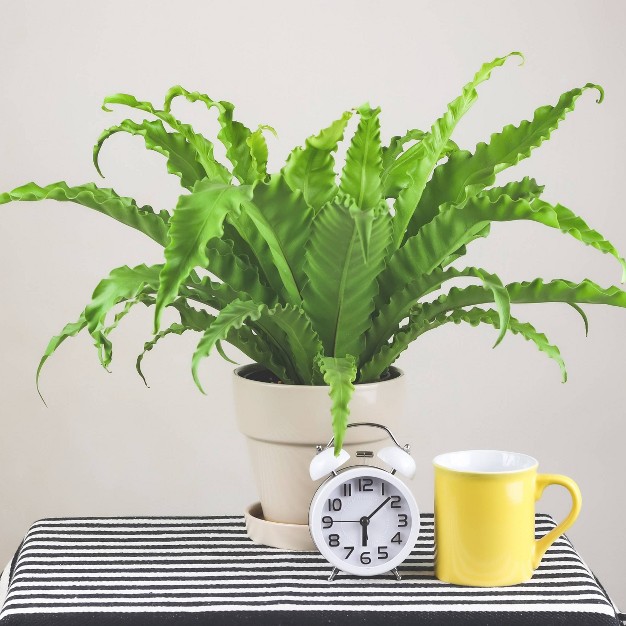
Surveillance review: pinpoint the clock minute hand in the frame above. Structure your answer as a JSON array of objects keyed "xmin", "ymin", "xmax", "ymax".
[{"xmin": 366, "ymin": 496, "xmax": 392, "ymax": 521}]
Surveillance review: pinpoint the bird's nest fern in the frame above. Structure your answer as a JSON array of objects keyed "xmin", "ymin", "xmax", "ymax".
[{"xmin": 2, "ymin": 53, "xmax": 625, "ymax": 453}]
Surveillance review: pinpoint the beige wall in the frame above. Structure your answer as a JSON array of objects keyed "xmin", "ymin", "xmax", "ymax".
[{"xmin": 1, "ymin": 0, "xmax": 625, "ymax": 609}]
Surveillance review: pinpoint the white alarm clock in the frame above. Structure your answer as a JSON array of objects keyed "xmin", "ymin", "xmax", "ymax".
[{"xmin": 308, "ymin": 422, "xmax": 420, "ymax": 580}]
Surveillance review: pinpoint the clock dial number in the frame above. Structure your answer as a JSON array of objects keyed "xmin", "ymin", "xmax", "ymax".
[
  {"xmin": 378, "ymin": 546, "xmax": 389, "ymax": 560},
  {"xmin": 322, "ymin": 516, "xmax": 333, "ymax": 529},
  {"xmin": 360, "ymin": 551, "xmax": 372, "ymax": 565},
  {"xmin": 381, "ymin": 482, "xmax": 386, "ymax": 496},
  {"xmin": 398, "ymin": 513, "xmax": 408, "ymax": 527},
  {"xmin": 342, "ymin": 483, "xmax": 352, "ymax": 497},
  {"xmin": 327, "ymin": 498, "xmax": 342, "ymax": 511},
  {"xmin": 343, "ymin": 546, "xmax": 354, "ymax": 559},
  {"xmin": 358, "ymin": 478, "xmax": 374, "ymax": 492},
  {"xmin": 391, "ymin": 532, "xmax": 403, "ymax": 544},
  {"xmin": 390, "ymin": 495, "xmax": 402, "ymax": 509},
  {"xmin": 328, "ymin": 534, "xmax": 340, "ymax": 547}
]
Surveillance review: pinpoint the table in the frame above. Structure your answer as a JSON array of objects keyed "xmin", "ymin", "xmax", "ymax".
[{"xmin": 0, "ymin": 514, "xmax": 622, "ymax": 625}]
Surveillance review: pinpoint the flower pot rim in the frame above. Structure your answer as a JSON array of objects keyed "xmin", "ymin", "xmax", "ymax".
[{"xmin": 233, "ymin": 363, "xmax": 404, "ymax": 390}]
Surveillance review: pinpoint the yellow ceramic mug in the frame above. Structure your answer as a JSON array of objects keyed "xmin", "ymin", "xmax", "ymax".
[{"xmin": 433, "ymin": 450, "xmax": 582, "ymax": 587}]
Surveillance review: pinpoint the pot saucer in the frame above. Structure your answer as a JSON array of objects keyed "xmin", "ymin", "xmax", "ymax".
[{"xmin": 244, "ymin": 502, "xmax": 317, "ymax": 551}]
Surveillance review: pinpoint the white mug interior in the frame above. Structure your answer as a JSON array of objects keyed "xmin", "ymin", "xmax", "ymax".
[{"xmin": 433, "ymin": 450, "xmax": 538, "ymax": 474}]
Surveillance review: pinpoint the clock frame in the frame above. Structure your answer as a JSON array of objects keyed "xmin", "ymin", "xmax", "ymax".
[{"xmin": 309, "ymin": 465, "xmax": 420, "ymax": 577}]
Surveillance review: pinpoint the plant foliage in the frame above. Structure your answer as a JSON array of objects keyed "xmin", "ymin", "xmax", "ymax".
[{"xmin": 2, "ymin": 53, "xmax": 625, "ymax": 454}]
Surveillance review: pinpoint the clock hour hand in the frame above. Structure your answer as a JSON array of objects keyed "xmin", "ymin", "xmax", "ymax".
[
  {"xmin": 359, "ymin": 517, "xmax": 369, "ymax": 547},
  {"xmin": 366, "ymin": 496, "xmax": 392, "ymax": 521}
]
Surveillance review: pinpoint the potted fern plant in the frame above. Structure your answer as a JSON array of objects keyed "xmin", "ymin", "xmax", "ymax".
[{"xmin": 3, "ymin": 52, "xmax": 625, "ymax": 549}]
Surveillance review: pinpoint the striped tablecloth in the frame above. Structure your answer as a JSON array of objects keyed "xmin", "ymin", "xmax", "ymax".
[{"xmin": 0, "ymin": 514, "xmax": 621, "ymax": 625}]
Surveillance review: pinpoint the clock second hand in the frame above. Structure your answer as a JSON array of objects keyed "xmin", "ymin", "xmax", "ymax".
[{"xmin": 333, "ymin": 499, "xmax": 393, "ymax": 523}]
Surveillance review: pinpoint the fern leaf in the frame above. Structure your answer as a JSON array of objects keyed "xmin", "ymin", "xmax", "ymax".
[
  {"xmin": 36, "ymin": 315, "xmax": 88, "ymax": 401},
  {"xmin": 93, "ymin": 119, "xmax": 207, "ymax": 190},
  {"xmin": 181, "ymin": 275, "xmax": 238, "ymax": 311},
  {"xmin": 568, "ymin": 302, "xmax": 589, "ymax": 336},
  {"xmin": 437, "ymin": 176, "xmax": 551, "ymax": 265},
  {"xmin": 205, "ymin": 238, "xmax": 277, "ymax": 306},
  {"xmin": 409, "ymin": 84, "xmax": 603, "ymax": 237},
  {"xmin": 381, "ymin": 130, "xmax": 458, "ymax": 183},
  {"xmin": 237, "ymin": 175, "xmax": 313, "ymax": 302},
  {"xmin": 362, "ymin": 307, "xmax": 566, "ymax": 383},
  {"xmin": 340, "ymin": 103, "xmax": 383, "ymax": 210},
  {"xmin": 227, "ymin": 210, "xmax": 290, "ymax": 302},
  {"xmin": 221, "ymin": 222, "xmax": 261, "ymax": 269},
  {"xmin": 100, "ymin": 293, "xmax": 156, "ymax": 367},
  {"xmin": 84, "ymin": 264, "xmax": 161, "ymax": 367},
  {"xmin": 505, "ymin": 278, "xmax": 626, "ymax": 309},
  {"xmin": 154, "ymin": 181, "xmax": 252, "ymax": 332},
  {"xmin": 216, "ymin": 101, "xmax": 256, "ymax": 183},
  {"xmin": 283, "ymin": 110, "xmax": 353, "ymax": 210},
  {"xmin": 382, "ymin": 53, "xmax": 523, "ymax": 194},
  {"xmin": 479, "ymin": 177, "xmax": 545, "ymax": 202},
  {"xmin": 143, "ymin": 324, "xmax": 292, "ymax": 387},
  {"xmin": 318, "ymin": 355, "xmax": 357, "ymax": 455},
  {"xmin": 191, "ymin": 298, "xmax": 322, "ymax": 388},
  {"xmin": 384, "ymin": 52, "xmax": 523, "ymax": 246},
  {"xmin": 263, "ymin": 304, "xmax": 325, "ymax": 384},
  {"xmin": 191, "ymin": 299, "xmax": 319, "ymax": 388},
  {"xmin": 103, "ymin": 294, "xmax": 155, "ymax": 340},
  {"xmin": 303, "ymin": 197, "xmax": 391, "ymax": 358},
  {"xmin": 349, "ymin": 205, "xmax": 377, "ymax": 262},
  {"xmin": 163, "ymin": 86, "xmax": 257, "ymax": 184},
  {"xmin": 228, "ymin": 324, "xmax": 294, "ymax": 384},
  {"xmin": 363, "ymin": 266, "xmax": 510, "ymax": 366},
  {"xmin": 437, "ymin": 178, "xmax": 545, "ymax": 267},
  {"xmin": 448, "ymin": 308, "xmax": 567, "ymax": 382},
  {"xmin": 135, "ymin": 299, "xmax": 216, "ymax": 385},
  {"xmin": 102, "ymin": 92, "xmax": 159, "ymax": 116},
  {"xmin": 437, "ymin": 177, "xmax": 544, "ymax": 265},
  {"xmin": 136, "ymin": 323, "xmax": 189, "ymax": 386},
  {"xmin": 382, "ymin": 129, "xmax": 427, "ymax": 171},
  {"xmin": 85, "ymin": 264, "xmax": 161, "ymax": 336},
  {"xmin": 383, "ymin": 195, "xmax": 625, "ymax": 305},
  {"xmin": 247, "ymin": 125, "xmax": 276, "ymax": 181},
  {"xmin": 38, "ymin": 270, "xmax": 159, "ymax": 394},
  {"xmin": 440, "ymin": 226, "xmax": 491, "ymax": 268},
  {"xmin": 420, "ymin": 278, "xmax": 626, "ymax": 321},
  {"xmin": 192, "ymin": 300, "xmax": 265, "ymax": 391},
  {"xmin": 137, "ymin": 299, "xmax": 294, "ymax": 386},
  {"xmin": 37, "ymin": 270, "xmax": 161, "ymax": 394},
  {"xmin": 0, "ymin": 182, "xmax": 169, "ymax": 245},
  {"xmin": 102, "ymin": 92, "xmax": 232, "ymax": 184}
]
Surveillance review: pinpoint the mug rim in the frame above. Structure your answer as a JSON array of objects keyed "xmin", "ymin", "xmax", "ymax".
[{"xmin": 433, "ymin": 449, "xmax": 539, "ymax": 475}]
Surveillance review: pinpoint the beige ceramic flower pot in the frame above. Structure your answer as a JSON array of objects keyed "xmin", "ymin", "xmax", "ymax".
[{"xmin": 233, "ymin": 363, "xmax": 405, "ymax": 549}]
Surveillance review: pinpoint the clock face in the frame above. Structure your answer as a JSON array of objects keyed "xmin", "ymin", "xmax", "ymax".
[{"xmin": 309, "ymin": 466, "xmax": 420, "ymax": 576}]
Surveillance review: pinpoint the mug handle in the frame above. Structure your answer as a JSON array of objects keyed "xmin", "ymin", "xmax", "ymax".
[{"xmin": 533, "ymin": 474, "xmax": 582, "ymax": 569}]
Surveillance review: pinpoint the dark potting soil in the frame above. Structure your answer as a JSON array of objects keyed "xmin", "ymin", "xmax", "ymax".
[{"xmin": 241, "ymin": 366, "xmax": 400, "ymax": 385}]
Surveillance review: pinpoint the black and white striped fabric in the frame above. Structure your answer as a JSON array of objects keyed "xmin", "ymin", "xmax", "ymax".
[{"xmin": 0, "ymin": 514, "xmax": 621, "ymax": 625}]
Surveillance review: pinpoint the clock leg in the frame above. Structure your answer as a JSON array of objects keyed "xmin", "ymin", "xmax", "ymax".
[
  {"xmin": 392, "ymin": 568, "xmax": 402, "ymax": 581},
  {"xmin": 328, "ymin": 567, "xmax": 339, "ymax": 582}
]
